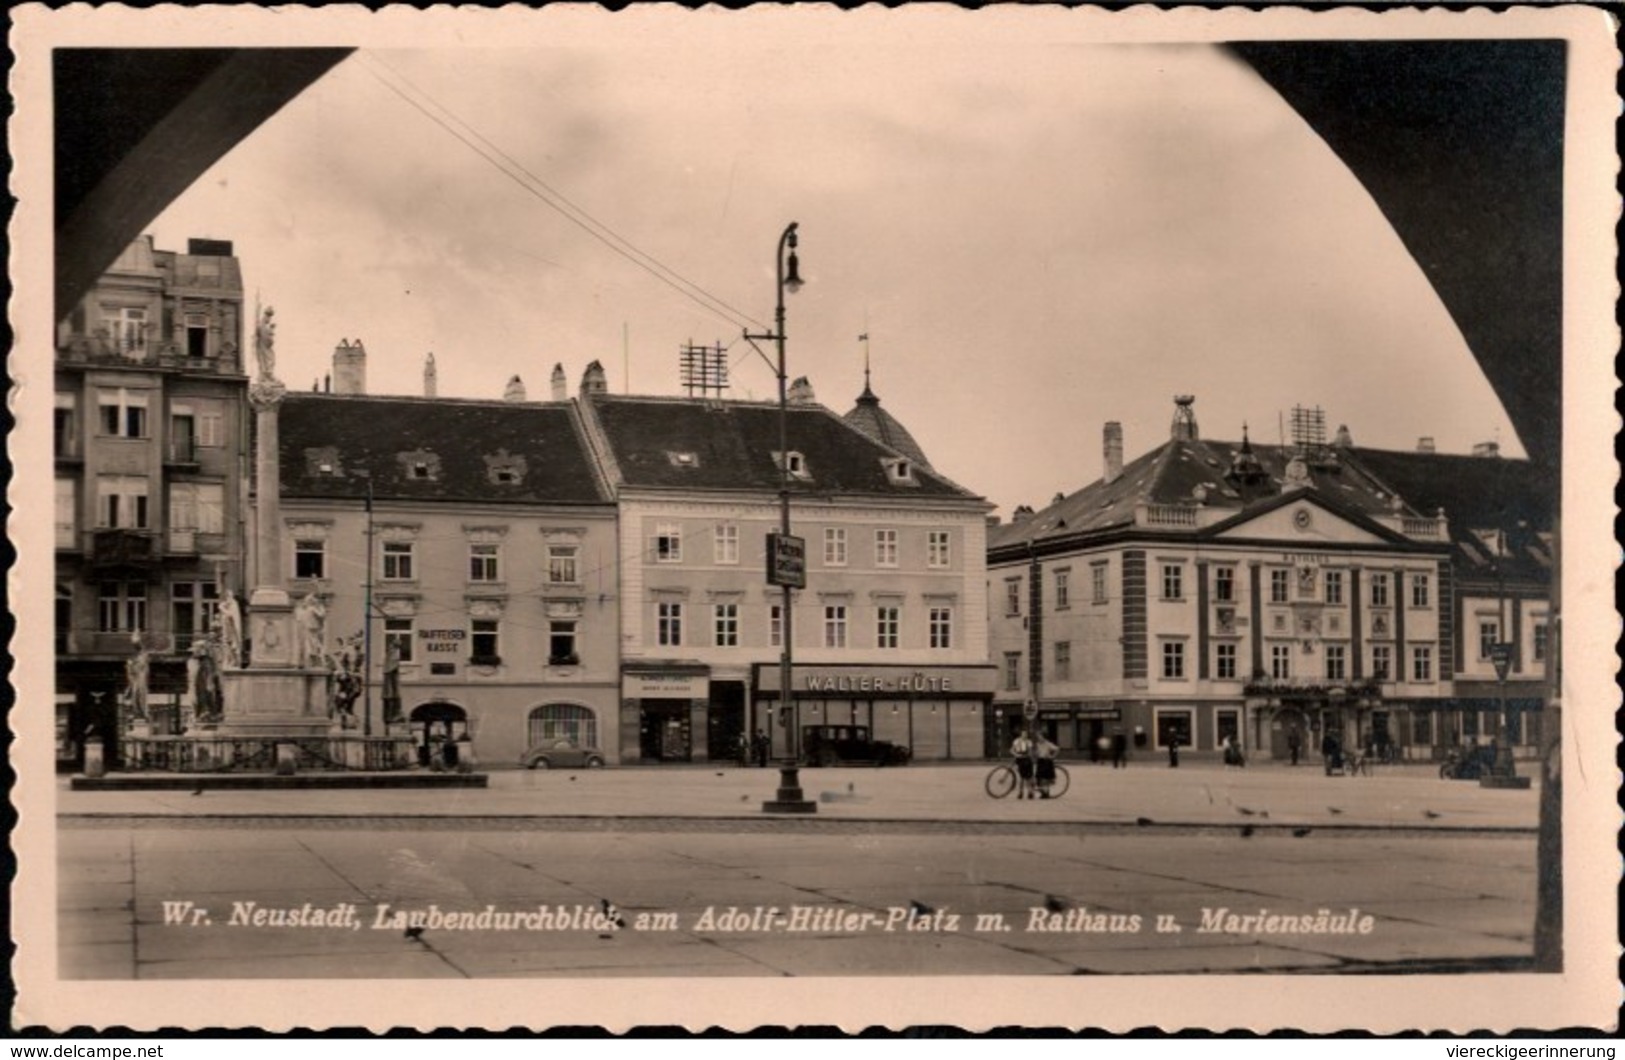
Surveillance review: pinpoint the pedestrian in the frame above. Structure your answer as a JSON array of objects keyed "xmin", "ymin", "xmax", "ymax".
[
  {"xmin": 1287, "ymin": 726, "xmax": 1303, "ymax": 767},
  {"xmin": 1111, "ymin": 730, "xmax": 1129, "ymax": 769},
  {"xmin": 1167, "ymin": 734, "xmax": 1180, "ymax": 768},
  {"xmin": 1321, "ymin": 730, "xmax": 1342, "ymax": 776},
  {"xmin": 737, "ymin": 732, "xmax": 750, "ymax": 768},
  {"xmin": 1033, "ymin": 732, "xmax": 1060, "ymax": 798},
  {"xmin": 1222, "ymin": 735, "xmax": 1245, "ymax": 768},
  {"xmin": 753, "ymin": 729, "xmax": 770, "ymax": 768},
  {"xmin": 1011, "ymin": 729, "xmax": 1036, "ymax": 799}
]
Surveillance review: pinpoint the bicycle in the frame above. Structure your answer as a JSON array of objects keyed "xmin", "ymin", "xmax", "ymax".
[{"xmin": 985, "ymin": 761, "xmax": 1071, "ymax": 799}]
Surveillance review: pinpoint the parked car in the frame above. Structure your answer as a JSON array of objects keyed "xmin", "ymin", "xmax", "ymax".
[
  {"xmin": 800, "ymin": 724, "xmax": 911, "ymax": 767},
  {"xmin": 521, "ymin": 739, "xmax": 606, "ymax": 770},
  {"xmin": 1439, "ymin": 744, "xmax": 1499, "ymax": 780}
]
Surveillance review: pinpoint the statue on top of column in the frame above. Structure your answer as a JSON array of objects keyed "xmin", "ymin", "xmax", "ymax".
[{"xmin": 254, "ymin": 304, "xmax": 277, "ymax": 382}]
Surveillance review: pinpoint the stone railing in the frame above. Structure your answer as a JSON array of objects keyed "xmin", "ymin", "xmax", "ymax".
[
  {"xmin": 1141, "ymin": 504, "xmax": 1198, "ymax": 528},
  {"xmin": 121, "ymin": 733, "xmax": 417, "ymax": 773}
]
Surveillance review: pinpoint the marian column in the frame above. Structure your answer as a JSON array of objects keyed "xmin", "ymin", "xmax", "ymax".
[{"xmin": 219, "ymin": 305, "xmax": 329, "ymax": 742}]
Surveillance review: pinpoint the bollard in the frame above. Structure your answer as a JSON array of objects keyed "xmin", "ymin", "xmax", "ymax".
[{"xmin": 275, "ymin": 742, "xmax": 298, "ymax": 776}]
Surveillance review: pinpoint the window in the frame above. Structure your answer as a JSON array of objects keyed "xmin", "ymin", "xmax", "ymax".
[
  {"xmin": 1533, "ymin": 621, "xmax": 1549, "ymax": 663},
  {"xmin": 382, "ymin": 541, "xmax": 415, "ymax": 581},
  {"xmin": 714, "ymin": 524, "xmax": 739, "ymax": 565},
  {"xmin": 1215, "ymin": 642, "xmax": 1237, "ymax": 680},
  {"xmin": 548, "ymin": 621, "xmax": 578, "ymax": 665},
  {"xmin": 169, "ymin": 483, "xmax": 224, "ymax": 534},
  {"xmin": 547, "ymin": 543, "xmax": 579, "ymax": 584},
  {"xmin": 469, "ymin": 543, "xmax": 500, "ymax": 583},
  {"xmin": 1412, "ymin": 645, "xmax": 1433, "ymax": 682},
  {"xmin": 1155, "ymin": 710, "xmax": 1194, "ymax": 751},
  {"xmin": 714, "ymin": 603, "xmax": 739, "ymax": 647},
  {"xmin": 54, "ymin": 394, "xmax": 77, "ymax": 456},
  {"xmin": 96, "ymin": 476, "xmax": 149, "ymax": 529},
  {"xmin": 1002, "ymin": 652, "xmax": 1022, "ymax": 691},
  {"xmin": 527, "ymin": 704, "xmax": 598, "ymax": 750},
  {"xmin": 98, "ymin": 581, "xmax": 147, "ymax": 633},
  {"xmin": 1091, "ymin": 562, "xmax": 1109, "ymax": 604},
  {"xmin": 1161, "ymin": 564, "xmax": 1184, "ymax": 600},
  {"xmin": 823, "ymin": 528, "xmax": 848, "ymax": 566},
  {"xmin": 776, "ymin": 450, "xmax": 808, "ymax": 477},
  {"xmin": 1411, "ymin": 573, "xmax": 1430, "ymax": 608},
  {"xmin": 170, "ymin": 581, "xmax": 219, "ymax": 651},
  {"xmin": 823, "ymin": 605, "xmax": 848, "ymax": 649},
  {"xmin": 1324, "ymin": 570, "xmax": 1344, "ymax": 606},
  {"xmin": 655, "ymin": 524, "xmax": 682, "ymax": 563},
  {"xmin": 1161, "ymin": 640, "xmax": 1185, "ymax": 680},
  {"xmin": 1054, "ymin": 568, "xmax": 1071, "ymax": 610},
  {"xmin": 55, "ymin": 478, "xmax": 76, "ymax": 549},
  {"xmin": 1324, "ymin": 644, "xmax": 1347, "ymax": 681},
  {"xmin": 170, "ymin": 407, "xmax": 196, "ymax": 462},
  {"xmin": 1371, "ymin": 644, "xmax": 1392, "ymax": 681},
  {"xmin": 876, "ymin": 606, "xmax": 899, "ymax": 650},
  {"xmin": 470, "ymin": 619, "xmax": 501, "ymax": 664},
  {"xmin": 384, "ymin": 617, "xmax": 414, "ymax": 663},
  {"xmin": 768, "ymin": 604, "xmax": 783, "ymax": 649},
  {"xmin": 109, "ymin": 307, "xmax": 147, "ymax": 354},
  {"xmin": 929, "ymin": 607, "xmax": 953, "ymax": 649},
  {"xmin": 927, "ymin": 530, "xmax": 951, "ymax": 568},
  {"xmin": 1004, "ymin": 578, "xmax": 1022, "ymax": 617},
  {"xmin": 294, "ymin": 539, "xmax": 326, "ymax": 579},
  {"xmin": 874, "ymin": 529, "xmax": 898, "ymax": 567},
  {"xmin": 1269, "ymin": 569, "xmax": 1290, "ymax": 604},
  {"xmin": 198, "ymin": 409, "xmax": 225, "ymax": 448},
  {"xmin": 657, "ymin": 602, "xmax": 683, "ymax": 646},
  {"xmin": 1053, "ymin": 641, "xmax": 1071, "ymax": 681},
  {"xmin": 1478, "ymin": 620, "xmax": 1500, "ymax": 660},
  {"xmin": 185, "ymin": 313, "xmax": 209, "ymax": 359},
  {"xmin": 1370, "ymin": 572, "xmax": 1390, "ymax": 607},
  {"xmin": 96, "ymin": 388, "xmax": 148, "ymax": 438},
  {"xmin": 1270, "ymin": 644, "xmax": 1292, "ymax": 680},
  {"xmin": 1214, "ymin": 567, "xmax": 1235, "ymax": 602}
]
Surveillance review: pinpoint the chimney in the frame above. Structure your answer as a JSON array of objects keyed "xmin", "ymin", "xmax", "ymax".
[
  {"xmin": 503, "ymin": 374, "xmax": 527, "ymax": 402},
  {"xmin": 1170, "ymin": 395, "xmax": 1198, "ymax": 441},
  {"xmin": 787, "ymin": 376, "xmax": 816, "ymax": 405},
  {"xmin": 1011, "ymin": 504, "xmax": 1035, "ymax": 524},
  {"xmin": 323, "ymin": 373, "xmax": 331, "ymax": 393},
  {"xmin": 580, "ymin": 360, "xmax": 607, "ymax": 397},
  {"xmin": 423, "ymin": 352, "xmax": 437, "ymax": 398},
  {"xmin": 551, "ymin": 363, "xmax": 567, "ymax": 401},
  {"xmin": 333, "ymin": 339, "xmax": 367, "ymax": 395},
  {"xmin": 986, "ymin": 515, "xmax": 1002, "ymax": 529},
  {"xmin": 1472, "ymin": 441, "xmax": 1501, "ymax": 458},
  {"xmin": 1103, "ymin": 421, "xmax": 1124, "ymax": 484},
  {"xmin": 1333, "ymin": 424, "xmax": 1354, "ymax": 448},
  {"xmin": 1416, "ymin": 436, "xmax": 1436, "ymax": 453}
]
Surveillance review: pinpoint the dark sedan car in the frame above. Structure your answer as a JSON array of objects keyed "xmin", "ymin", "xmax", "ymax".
[
  {"xmin": 801, "ymin": 724, "xmax": 911, "ymax": 767},
  {"xmin": 521, "ymin": 739, "xmax": 607, "ymax": 770}
]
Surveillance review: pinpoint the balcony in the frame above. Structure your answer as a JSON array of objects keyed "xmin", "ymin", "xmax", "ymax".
[
  {"xmin": 168, "ymin": 529, "xmax": 197, "ymax": 554},
  {"xmin": 166, "ymin": 439, "xmax": 200, "ymax": 467},
  {"xmin": 89, "ymin": 528, "xmax": 158, "ymax": 571},
  {"xmin": 1141, "ymin": 504, "xmax": 1198, "ymax": 528}
]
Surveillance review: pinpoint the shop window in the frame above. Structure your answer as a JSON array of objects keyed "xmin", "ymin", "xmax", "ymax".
[
  {"xmin": 1155, "ymin": 710, "xmax": 1193, "ymax": 750},
  {"xmin": 527, "ymin": 704, "xmax": 598, "ymax": 750}
]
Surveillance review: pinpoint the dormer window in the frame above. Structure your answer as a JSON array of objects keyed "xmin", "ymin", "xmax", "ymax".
[
  {"xmin": 774, "ymin": 451, "xmax": 809, "ymax": 479},
  {"xmin": 397, "ymin": 449, "xmax": 442, "ymax": 482},
  {"xmin": 484, "ymin": 449, "xmax": 527, "ymax": 487},
  {"xmin": 882, "ymin": 457, "xmax": 917, "ymax": 485},
  {"xmin": 493, "ymin": 467, "xmax": 518, "ymax": 484},
  {"xmin": 411, "ymin": 462, "xmax": 431, "ymax": 480},
  {"xmin": 304, "ymin": 447, "xmax": 343, "ymax": 478},
  {"xmin": 667, "ymin": 451, "xmax": 700, "ymax": 468}
]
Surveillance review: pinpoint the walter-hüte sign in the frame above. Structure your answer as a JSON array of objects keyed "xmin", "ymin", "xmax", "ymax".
[{"xmin": 766, "ymin": 532, "xmax": 806, "ymax": 589}]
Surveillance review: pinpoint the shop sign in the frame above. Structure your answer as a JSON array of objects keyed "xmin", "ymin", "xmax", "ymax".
[
  {"xmin": 757, "ymin": 665, "xmax": 998, "ymax": 695},
  {"xmin": 419, "ymin": 629, "xmax": 466, "ymax": 654},
  {"xmin": 625, "ymin": 672, "xmax": 710, "ymax": 699},
  {"xmin": 766, "ymin": 532, "xmax": 806, "ymax": 589}
]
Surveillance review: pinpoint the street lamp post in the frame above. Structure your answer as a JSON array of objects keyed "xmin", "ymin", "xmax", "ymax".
[{"xmin": 748, "ymin": 222, "xmax": 815, "ymax": 814}]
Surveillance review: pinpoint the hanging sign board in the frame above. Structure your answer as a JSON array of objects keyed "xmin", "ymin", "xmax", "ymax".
[{"xmin": 766, "ymin": 532, "xmax": 806, "ymax": 589}]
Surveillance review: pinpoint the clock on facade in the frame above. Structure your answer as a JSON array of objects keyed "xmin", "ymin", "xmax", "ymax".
[{"xmin": 1292, "ymin": 508, "xmax": 1313, "ymax": 531}]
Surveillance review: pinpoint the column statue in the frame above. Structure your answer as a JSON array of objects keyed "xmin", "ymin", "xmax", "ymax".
[
  {"xmin": 295, "ymin": 592, "xmax": 327, "ymax": 668},
  {"xmin": 254, "ymin": 305, "xmax": 277, "ymax": 381},
  {"xmin": 217, "ymin": 594, "xmax": 243, "ymax": 668}
]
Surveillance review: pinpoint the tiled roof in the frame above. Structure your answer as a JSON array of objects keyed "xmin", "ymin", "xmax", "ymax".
[
  {"xmin": 1351, "ymin": 447, "xmax": 1554, "ymax": 582},
  {"xmin": 586, "ymin": 395, "xmax": 981, "ymax": 501},
  {"xmin": 277, "ymin": 393, "xmax": 610, "ymax": 506},
  {"xmin": 843, "ymin": 385, "xmax": 931, "ymax": 468},
  {"xmin": 989, "ymin": 437, "xmax": 1418, "ymax": 551}
]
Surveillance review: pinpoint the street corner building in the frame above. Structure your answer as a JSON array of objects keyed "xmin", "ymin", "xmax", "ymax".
[
  {"xmin": 985, "ymin": 396, "xmax": 1554, "ymax": 768},
  {"xmin": 269, "ymin": 351, "xmax": 621, "ymax": 769},
  {"xmin": 53, "ymin": 235, "xmax": 251, "ymax": 771},
  {"xmin": 578, "ymin": 370, "xmax": 998, "ymax": 765}
]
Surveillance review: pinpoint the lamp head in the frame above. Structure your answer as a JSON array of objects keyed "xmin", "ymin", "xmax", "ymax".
[{"xmin": 784, "ymin": 247, "xmax": 804, "ymax": 294}]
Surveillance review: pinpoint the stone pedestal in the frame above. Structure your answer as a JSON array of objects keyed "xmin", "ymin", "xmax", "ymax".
[{"xmin": 218, "ymin": 668, "xmax": 334, "ymax": 737}]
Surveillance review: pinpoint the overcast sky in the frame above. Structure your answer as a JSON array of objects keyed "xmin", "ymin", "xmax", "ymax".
[{"xmin": 149, "ymin": 17, "xmax": 1521, "ymax": 517}]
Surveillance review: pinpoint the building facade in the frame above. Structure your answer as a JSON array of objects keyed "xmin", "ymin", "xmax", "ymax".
[
  {"xmin": 269, "ymin": 357, "xmax": 621, "ymax": 767},
  {"xmin": 576, "ymin": 367, "xmax": 998, "ymax": 764},
  {"xmin": 986, "ymin": 398, "xmax": 1549, "ymax": 765},
  {"xmin": 54, "ymin": 236, "xmax": 249, "ymax": 769}
]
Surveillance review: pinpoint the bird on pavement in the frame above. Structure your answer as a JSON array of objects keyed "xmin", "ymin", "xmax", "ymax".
[
  {"xmin": 191, "ymin": 783, "xmax": 204, "ymax": 796},
  {"xmin": 1292, "ymin": 828, "xmax": 1313, "ymax": 838},
  {"xmin": 910, "ymin": 900, "xmax": 936, "ymax": 917},
  {"xmin": 600, "ymin": 898, "xmax": 627, "ymax": 929},
  {"xmin": 1043, "ymin": 894, "xmax": 1069, "ymax": 914},
  {"xmin": 403, "ymin": 926, "xmax": 425, "ymax": 940},
  {"xmin": 1423, "ymin": 810, "xmax": 1442, "ymax": 819},
  {"xmin": 1135, "ymin": 817, "xmax": 1154, "ymax": 827},
  {"xmin": 1236, "ymin": 807, "xmax": 1257, "ymax": 817},
  {"xmin": 1240, "ymin": 825, "xmax": 1255, "ymax": 838},
  {"xmin": 1327, "ymin": 807, "xmax": 1344, "ymax": 815}
]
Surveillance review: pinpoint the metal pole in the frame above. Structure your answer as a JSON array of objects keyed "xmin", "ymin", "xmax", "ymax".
[{"xmin": 363, "ymin": 476, "xmax": 374, "ymax": 738}]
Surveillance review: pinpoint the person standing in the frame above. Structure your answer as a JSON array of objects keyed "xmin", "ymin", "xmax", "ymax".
[
  {"xmin": 1167, "ymin": 733, "xmax": 1181, "ymax": 768},
  {"xmin": 1011, "ymin": 729, "xmax": 1036, "ymax": 799},
  {"xmin": 1033, "ymin": 732, "xmax": 1060, "ymax": 798},
  {"xmin": 1287, "ymin": 726, "xmax": 1303, "ymax": 766},
  {"xmin": 1111, "ymin": 729, "xmax": 1129, "ymax": 769},
  {"xmin": 753, "ymin": 729, "xmax": 770, "ymax": 768}
]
